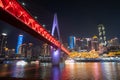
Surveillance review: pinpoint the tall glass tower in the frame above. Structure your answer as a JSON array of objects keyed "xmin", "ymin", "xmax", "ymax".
[
  {"xmin": 68, "ymin": 36, "xmax": 76, "ymax": 49},
  {"xmin": 16, "ymin": 35, "xmax": 23, "ymax": 54}
]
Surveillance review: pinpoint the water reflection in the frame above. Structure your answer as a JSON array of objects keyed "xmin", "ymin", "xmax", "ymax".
[
  {"xmin": 101, "ymin": 62, "xmax": 120, "ymax": 80},
  {"xmin": 12, "ymin": 65, "xmax": 25, "ymax": 78},
  {"xmin": 0, "ymin": 62, "xmax": 120, "ymax": 80},
  {"xmin": 61, "ymin": 62, "xmax": 120, "ymax": 80},
  {"xmin": 51, "ymin": 66, "xmax": 60, "ymax": 80}
]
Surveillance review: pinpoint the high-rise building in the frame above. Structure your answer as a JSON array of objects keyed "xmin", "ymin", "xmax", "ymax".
[
  {"xmin": 42, "ymin": 43, "xmax": 50, "ymax": 56},
  {"xmin": 86, "ymin": 38, "xmax": 92, "ymax": 51},
  {"xmin": 107, "ymin": 37, "xmax": 120, "ymax": 51},
  {"xmin": 91, "ymin": 35, "xmax": 99, "ymax": 51},
  {"xmin": 26, "ymin": 43, "xmax": 33, "ymax": 58},
  {"xmin": 108, "ymin": 37, "xmax": 119, "ymax": 46},
  {"xmin": 16, "ymin": 35, "xmax": 23, "ymax": 54},
  {"xmin": 76, "ymin": 37, "xmax": 92, "ymax": 52},
  {"xmin": 98, "ymin": 24, "xmax": 107, "ymax": 46},
  {"xmin": 68, "ymin": 36, "xmax": 76, "ymax": 49},
  {"xmin": 75, "ymin": 38, "xmax": 81, "ymax": 51},
  {"xmin": 0, "ymin": 33, "xmax": 7, "ymax": 54},
  {"xmin": 81, "ymin": 38, "xmax": 88, "ymax": 50}
]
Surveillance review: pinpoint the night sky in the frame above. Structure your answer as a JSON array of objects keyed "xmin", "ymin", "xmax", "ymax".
[{"xmin": 0, "ymin": 0, "xmax": 120, "ymax": 48}]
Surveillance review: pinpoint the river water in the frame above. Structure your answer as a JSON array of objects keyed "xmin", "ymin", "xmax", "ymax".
[{"xmin": 0, "ymin": 61, "xmax": 120, "ymax": 80}]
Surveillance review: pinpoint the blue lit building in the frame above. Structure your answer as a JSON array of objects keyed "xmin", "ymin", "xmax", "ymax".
[
  {"xmin": 16, "ymin": 35, "xmax": 23, "ymax": 54},
  {"xmin": 68, "ymin": 36, "xmax": 76, "ymax": 49}
]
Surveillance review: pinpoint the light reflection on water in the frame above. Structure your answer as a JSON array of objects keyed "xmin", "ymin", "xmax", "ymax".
[{"xmin": 0, "ymin": 62, "xmax": 120, "ymax": 80}]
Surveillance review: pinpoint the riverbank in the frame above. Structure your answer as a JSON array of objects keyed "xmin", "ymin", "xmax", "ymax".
[{"xmin": 74, "ymin": 57, "xmax": 120, "ymax": 62}]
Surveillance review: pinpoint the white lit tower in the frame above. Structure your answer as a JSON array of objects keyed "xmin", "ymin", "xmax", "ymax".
[{"xmin": 98, "ymin": 24, "xmax": 107, "ymax": 46}]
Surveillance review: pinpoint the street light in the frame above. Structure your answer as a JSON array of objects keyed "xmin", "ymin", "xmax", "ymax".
[
  {"xmin": 43, "ymin": 24, "xmax": 46, "ymax": 28},
  {"xmin": 2, "ymin": 33, "xmax": 7, "ymax": 36},
  {"xmin": 34, "ymin": 16, "xmax": 38, "ymax": 19},
  {"xmin": 22, "ymin": 2, "xmax": 26, "ymax": 6}
]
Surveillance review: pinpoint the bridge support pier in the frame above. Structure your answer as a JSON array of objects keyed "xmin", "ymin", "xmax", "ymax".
[{"xmin": 51, "ymin": 48, "xmax": 61, "ymax": 66}]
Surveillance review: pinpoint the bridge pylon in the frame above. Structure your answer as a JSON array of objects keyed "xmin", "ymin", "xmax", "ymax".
[{"xmin": 51, "ymin": 13, "xmax": 61, "ymax": 66}]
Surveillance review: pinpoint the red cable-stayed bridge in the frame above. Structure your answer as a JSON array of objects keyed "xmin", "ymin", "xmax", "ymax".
[{"xmin": 0, "ymin": 0, "xmax": 70, "ymax": 65}]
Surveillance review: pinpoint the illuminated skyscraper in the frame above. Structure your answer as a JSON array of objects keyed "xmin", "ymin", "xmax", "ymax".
[
  {"xmin": 68, "ymin": 36, "xmax": 76, "ymax": 49},
  {"xmin": 98, "ymin": 24, "xmax": 107, "ymax": 46},
  {"xmin": 16, "ymin": 35, "xmax": 23, "ymax": 54},
  {"xmin": 0, "ymin": 33, "xmax": 7, "ymax": 54}
]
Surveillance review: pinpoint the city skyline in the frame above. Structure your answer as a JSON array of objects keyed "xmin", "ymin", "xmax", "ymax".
[
  {"xmin": 0, "ymin": 0, "xmax": 120, "ymax": 48},
  {"xmin": 1, "ymin": 1, "xmax": 120, "ymax": 80}
]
